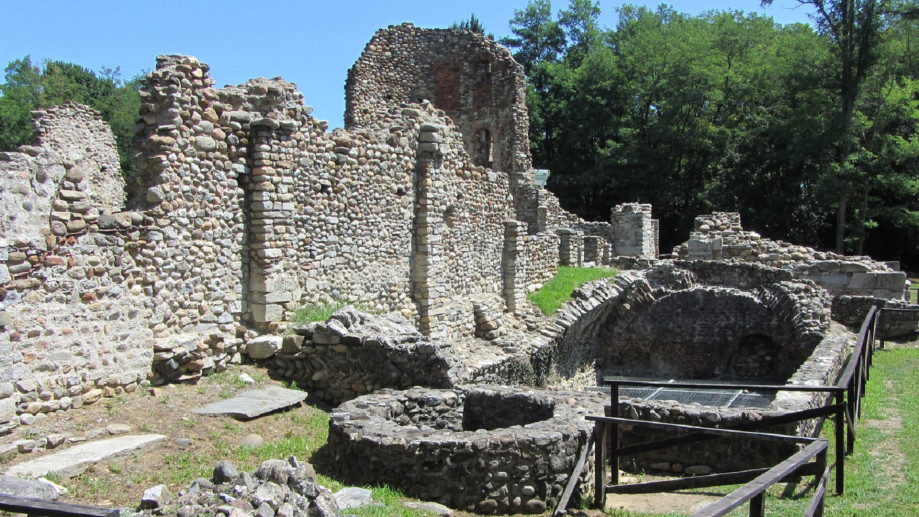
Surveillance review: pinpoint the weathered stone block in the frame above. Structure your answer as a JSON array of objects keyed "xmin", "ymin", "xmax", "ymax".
[
  {"xmin": 251, "ymin": 303, "xmax": 284, "ymax": 324},
  {"xmin": 247, "ymin": 336, "xmax": 282, "ymax": 359}
]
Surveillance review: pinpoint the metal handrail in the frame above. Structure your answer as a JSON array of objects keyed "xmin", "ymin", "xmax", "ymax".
[{"xmin": 591, "ymin": 305, "xmax": 884, "ymax": 515}]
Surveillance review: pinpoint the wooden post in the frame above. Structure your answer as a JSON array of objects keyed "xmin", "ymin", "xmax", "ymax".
[
  {"xmin": 749, "ymin": 493, "xmax": 765, "ymax": 517},
  {"xmin": 594, "ymin": 422, "xmax": 608, "ymax": 509},
  {"xmin": 835, "ymin": 393, "xmax": 845, "ymax": 495},
  {"xmin": 847, "ymin": 380, "xmax": 856, "ymax": 454},
  {"xmin": 815, "ymin": 448, "xmax": 828, "ymax": 517},
  {"xmin": 879, "ymin": 308, "xmax": 885, "ymax": 348},
  {"xmin": 610, "ymin": 382, "xmax": 620, "ymax": 487}
]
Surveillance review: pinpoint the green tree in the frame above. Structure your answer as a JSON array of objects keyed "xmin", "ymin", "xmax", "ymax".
[
  {"xmin": 558, "ymin": 0, "xmax": 602, "ymax": 63},
  {"xmin": 450, "ymin": 13, "xmax": 490, "ymax": 37},
  {"xmin": 763, "ymin": 0, "xmax": 893, "ymax": 252},
  {"xmin": 0, "ymin": 57, "xmax": 42, "ymax": 150},
  {"xmin": 507, "ymin": 2, "xmax": 919, "ymax": 266},
  {"xmin": 501, "ymin": 0, "xmax": 567, "ymax": 73}
]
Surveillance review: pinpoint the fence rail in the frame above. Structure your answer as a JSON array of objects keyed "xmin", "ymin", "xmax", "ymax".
[{"xmin": 0, "ymin": 495, "xmax": 119, "ymax": 517}]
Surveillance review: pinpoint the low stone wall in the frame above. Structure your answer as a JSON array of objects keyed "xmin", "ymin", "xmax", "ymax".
[
  {"xmin": 832, "ymin": 295, "xmax": 919, "ymax": 337},
  {"xmin": 245, "ymin": 306, "xmax": 557, "ymax": 405},
  {"xmin": 251, "ymin": 308, "xmax": 456, "ymax": 405},
  {"xmin": 522, "ymin": 232, "xmax": 559, "ymax": 291},
  {"xmin": 615, "ymin": 323, "xmax": 851, "ymax": 473},
  {"xmin": 327, "ymin": 385, "xmax": 604, "ymax": 514},
  {"xmin": 674, "ymin": 212, "xmax": 906, "ymax": 300}
]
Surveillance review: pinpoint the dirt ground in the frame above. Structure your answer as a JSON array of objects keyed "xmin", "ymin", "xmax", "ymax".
[
  {"xmin": 3, "ymin": 338, "xmax": 915, "ymax": 515},
  {"xmin": 0, "ymin": 361, "xmax": 723, "ymax": 516},
  {"xmin": 0, "ymin": 364, "xmax": 334, "ymax": 508}
]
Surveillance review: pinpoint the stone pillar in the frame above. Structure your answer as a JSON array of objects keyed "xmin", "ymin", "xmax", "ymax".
[
  {"xmin": 411, "ymin": 123, "xmax": 448, "ymax": 337},
  {"xmin": 610, "ymin": 203, "xmax": 657, "ymax": 258},
  {"xmin": 502, "ymin": 220, "xmax": 527, "ymax": 313},
  {"xmin": 584, "ymin": 236, "xmax": 600, "ymax": 264},
  {"xmin": 558, "ymin": 228, "xmax": 582, "ymax": 266},
  {"xmin": 247, "ymin": 121, "xmax": 301, "ymax": 329}
]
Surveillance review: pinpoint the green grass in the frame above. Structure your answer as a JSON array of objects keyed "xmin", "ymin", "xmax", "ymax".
[
  {"xmin": 908, "ymin": 277, "xmax": 918, "ymax": 303},
  {"xmin": 603, "ymin": 346, "xmax": 919, "ymax": 516},
  {"xmin": 291, "ymin": 301, "xmax": 345, "ymax": 324},
  {"xmin": 528, "ymin": 266, "xmax": 618, "ymax": 315}
]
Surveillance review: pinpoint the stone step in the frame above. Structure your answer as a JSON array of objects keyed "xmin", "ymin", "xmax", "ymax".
[{"xmin": 4, "ymin": 434, "xmax": 167, "ymax": 478}]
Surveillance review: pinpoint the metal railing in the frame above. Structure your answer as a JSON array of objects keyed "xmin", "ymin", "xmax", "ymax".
[{"xmin": 556, "ymin": 305, "xmax": 889, "ymax": 516}]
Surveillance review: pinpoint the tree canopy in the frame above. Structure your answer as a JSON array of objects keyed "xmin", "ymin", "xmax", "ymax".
[{"xmin": 503, "ymin": 0, "xmax": 919, "ymax": 269}]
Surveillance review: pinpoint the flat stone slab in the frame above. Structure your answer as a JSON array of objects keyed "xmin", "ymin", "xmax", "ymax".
[
  {"xmin": 0, "ymin": 475, "xmax": 61, "ymax": 500},
  {"xmin": 4, "ymin": 434, "xmax": 167, "ymax": 479},
  {"xmin": 192, "ymin": 386, "xmax": 307, "ymax": 420}
]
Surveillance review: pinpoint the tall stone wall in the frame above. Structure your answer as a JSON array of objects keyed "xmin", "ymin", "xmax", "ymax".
[
  {"xmin": 346, "ymin": 24, "xmax": 531, "ymax": 176},
  {"xmin": 128, "ymin": 55, "xmax": 249, "ymax": 338},
  {"xmin": 0, "ymin": 25, "xmax": 644, "ymax": 429},
  {"xmin": 0, "ymin": 104, "xmax": 154, "ymax": 434}
]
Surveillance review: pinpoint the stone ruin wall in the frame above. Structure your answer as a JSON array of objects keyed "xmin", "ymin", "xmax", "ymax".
[
  {"xmin": 346, "ymin": 23, "xmax": 531, "ymax": 177},
  {"xmin": 0, "ymin": 26, "xmax": 638, "ymax": 431},
  {"xmin": 536, "ymin": 262, "xmax": 850, "ymax": 473},
  {"xmin": 676, "ymin": 211, "xmax": 907, "ymax": 300},
  {"xmin": 0, "ymin": 103, "xmax": 154, "ymax": 432},
  {"xmin": 1, "ymin": 102, "xmax": 126, "ymax": 250}
]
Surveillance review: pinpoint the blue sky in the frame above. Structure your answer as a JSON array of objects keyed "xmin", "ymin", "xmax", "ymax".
[{"xmin": 2, "ymin": 0, "xmax": 814, "ymax": 128}]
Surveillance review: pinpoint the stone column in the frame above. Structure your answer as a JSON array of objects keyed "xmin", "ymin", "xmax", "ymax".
[
  {"xmin": 502, "ymin": 220, "xmax": 527, "ymax": 313},
  {"xmin": 584, "ymin": 236, "xmax": 600, "ymax": 264},
  {"xmin": 411, "ymin": 123, "xmax": 448, "ymax": 337},
  {"xmin": 247, "ymin": 120, "xmax": 301, "ymax": 329},
  {"xmin": 558, "ymin": 228, "xmax": 582, "ymax": 266},
  {"xmin": 611, "ymin": 203, "xmax": 657, "ymax": 258}
]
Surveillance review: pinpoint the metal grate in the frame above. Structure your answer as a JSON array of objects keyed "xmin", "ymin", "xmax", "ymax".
[
  {"xmin": 652, "ymin": 388, "xmax": 737, "ymax": 407},
  {"xmin": 729, "ymin": 392, "xmax": 775, "ymax": 409},
  {"xmin": 594, "ymin": 381, "xmax": 775, "ymax": 409}
]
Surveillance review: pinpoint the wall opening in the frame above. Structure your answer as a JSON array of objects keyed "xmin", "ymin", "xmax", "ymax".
[{"xmin": 473, "ymin": 128, "xmax": 492, "ymax": 168}]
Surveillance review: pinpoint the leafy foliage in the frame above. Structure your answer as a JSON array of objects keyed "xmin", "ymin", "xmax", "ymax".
[
  {"xmin": 505, "ymin": 0, "xmax": 919, "ymax": 269},
  {"xmin": 290, "ymin": 301, "xmax": 345, "ymax": 324},
  {"xmin": 450, "ymin": 13, "xmax": 488, "ymax": 35},
  {"xmin": 0, "ymin": 56, "xmax": 142, "ymax": 177}
]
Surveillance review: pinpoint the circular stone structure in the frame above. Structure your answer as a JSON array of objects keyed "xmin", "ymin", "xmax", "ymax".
[{"xmin": 327, "ymin": 385, "xmax": 605, "ymax": 514}]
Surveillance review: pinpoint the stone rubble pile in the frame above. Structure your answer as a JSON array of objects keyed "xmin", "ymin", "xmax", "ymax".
[{"xmin": 131, "ymin": 457, "xmax": 341, "ymax": 517}]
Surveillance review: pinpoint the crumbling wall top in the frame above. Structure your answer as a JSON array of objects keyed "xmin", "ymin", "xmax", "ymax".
[
  {"xmin": 0, "ymin": 102, "xmax": 125, "ymax": 249},
  {"xmin": 345, "ymin": 23, "xmax": 531, "ymax": 174}
]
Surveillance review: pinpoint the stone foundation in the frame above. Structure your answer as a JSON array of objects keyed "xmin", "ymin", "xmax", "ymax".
[{"xmin": 327, "ymin": 385, "xmax": 605, "ymax": 514}]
